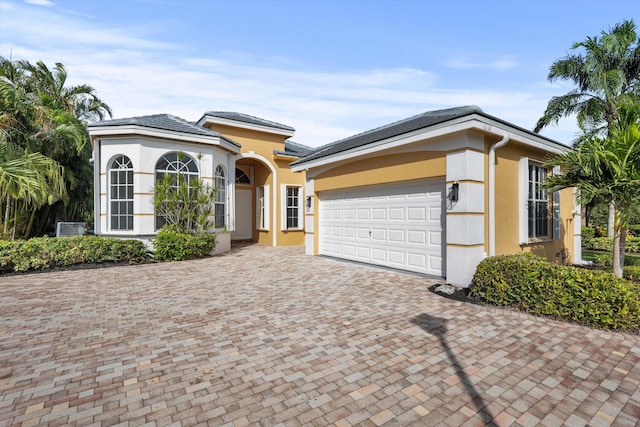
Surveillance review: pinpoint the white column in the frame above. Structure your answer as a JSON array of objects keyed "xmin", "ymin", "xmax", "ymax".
[
  {"xmin": 445, "ymin": 149, "xmax": 485, "ymax": 287},
  {"xmin": 304, "ymin": 178, "xmax": 315, "ymax": 255}
]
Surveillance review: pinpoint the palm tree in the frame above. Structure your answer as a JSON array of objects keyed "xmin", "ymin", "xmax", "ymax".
[
  {"xmin": 0, "ymin": 56, "xmax": 112, "ymax": 237},
  {"xmin": 545, "ymin": 101, "xmax": 640, "ymax": 277},
  {"xmin": 535, "ymin": 19, "xmax": 640, "ymax": 136},
  {"xmin": 19, "ymin": 60, "xmax": 112, "ymax": 123},
  {"xmin": 0, "ymin": 141, "xmax": 66, "ymax": 239}
]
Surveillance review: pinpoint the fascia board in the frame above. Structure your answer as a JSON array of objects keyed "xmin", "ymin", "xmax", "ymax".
[
  {"xmin": 291, "ymin": 115, "xmax": 568, "ymax": 172},
  {"xmin": 198, "ymin": 115, "xmax": 295, "ymax": 137},
  {"xmin": 88, "ymin": 125, "xmax": 241, "ymax": 154}
]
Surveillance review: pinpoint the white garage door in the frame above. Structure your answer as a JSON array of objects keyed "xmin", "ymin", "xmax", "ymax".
[{"xmin": 319, "ymin": 180, "xmax": 445, "ymax": 276}]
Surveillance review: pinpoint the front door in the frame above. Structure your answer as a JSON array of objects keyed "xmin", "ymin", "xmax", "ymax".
[{"xmin": 232, "ymin": 188, "xmax": 253, "ymax": 240}]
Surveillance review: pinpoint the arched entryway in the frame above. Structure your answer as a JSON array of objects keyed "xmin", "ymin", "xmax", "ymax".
[{"xmin": 232, "ymin": 153, "xmax": 276, "ymax": 246}]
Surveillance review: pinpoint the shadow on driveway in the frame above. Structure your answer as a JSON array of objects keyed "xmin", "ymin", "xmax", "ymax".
[{"xmin": 411, "ymin": 312, "xmax": 498, "ymax": 426}]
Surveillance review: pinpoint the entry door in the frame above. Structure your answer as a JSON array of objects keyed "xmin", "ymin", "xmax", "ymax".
[
  {"xmin": 318, "ymin": 180, "xmax": 444, "ymax": 276},
  {"xmin": 232, "ymin": 188, "xmax": 253, "ymax": 240}
]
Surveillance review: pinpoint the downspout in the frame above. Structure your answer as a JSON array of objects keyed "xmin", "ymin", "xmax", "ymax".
[{"xmin": 488, "ymin": 132, "xmax": 510, "ymax": 256}]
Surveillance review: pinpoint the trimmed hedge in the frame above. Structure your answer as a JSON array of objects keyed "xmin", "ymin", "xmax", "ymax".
[
  {"xmin": 582, "ymin": 236, "xmax": 640, "ymax": 253},
  {"xmin": 470, "ymin": 254, "xmax": 640, "ymax": 331},
  {"xmin": 153, "ymin": 226, "xmax": 216, "ymax": 261},
  {"xmin": 0, "ymin": 236, "xmax": 150, "ymax": 273}
]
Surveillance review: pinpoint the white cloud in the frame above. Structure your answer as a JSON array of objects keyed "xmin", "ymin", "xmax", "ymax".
[
  {"xmin": 1, "ymin": 1, "xmax": 578, "ymax": 147},
  {"xmin": 24, "ymin": 0, "xmax": 53, "ymax": 5},
  {"xmin": 445, "ymin": 56, "xmax": 519, "ymax": 70}
]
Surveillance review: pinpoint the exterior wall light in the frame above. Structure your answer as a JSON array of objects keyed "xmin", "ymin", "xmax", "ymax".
[
  {"xmin": 448, "ymin": 182, "xmax": 459, "ymax": 202},
  {"xmin": 306, "ymin": 196, "xmax": 312, "ymax": 209}
]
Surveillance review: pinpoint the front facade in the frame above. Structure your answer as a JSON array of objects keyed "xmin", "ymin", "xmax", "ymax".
[
  {"xmin": 89, "ymin": 105, "xmax": 579, "ymax": 287},
  {"xmin": 291, "ymin": 106, "xmax": 580, "ymax": 287},
  {"xmin": 88, "ymin": 112, "xmax": 309, "ymax": 252}
]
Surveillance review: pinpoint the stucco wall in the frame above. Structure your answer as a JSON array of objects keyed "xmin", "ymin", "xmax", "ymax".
[
  {"xmin": 205, "ymin": 123, "xmax": 306, "ymax": 246},
  {"xmin": 96, "ymin": 136, "xmax": 234, "ymax": 237},
  {"xmin": 492, "ymin": 140, "xmax": 575, "ymax": 263}
]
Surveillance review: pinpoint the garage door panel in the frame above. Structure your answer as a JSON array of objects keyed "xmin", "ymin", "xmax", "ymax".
[
  {"xmin": 388, "ymin": 229, "xmax": 405, "ymax": 243},
  {"xmin": 319, "ymin": 180, "xmax": 444, "ymax": 276},
  {"xmin": 407, "ymin": 230, "xmax": 426, "ymax": 245},
  {"xmin": 408, "ymin": 207, "xmax": 426, "ymax": 221}
]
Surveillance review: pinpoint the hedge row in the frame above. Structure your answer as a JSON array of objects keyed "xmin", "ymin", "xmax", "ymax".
[
  {"xmin": 0, "ymin": 228, "xmax": 218, "ymax": 274},
  {"xmin": 0, "ymin": 236, "xmax": 150, "ymax": 273},
  {"xmin": 582, "ymin": 235, "xmax": 640, "ymax": 253},
  {"xmin": 470, "ymin": 254, "xmax": 640, "ymax": 331}
]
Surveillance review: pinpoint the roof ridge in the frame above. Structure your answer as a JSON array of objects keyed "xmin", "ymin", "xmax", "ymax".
[{"xmin": 202, "ymin": 111, "xmax": 294, "ymax": 131}]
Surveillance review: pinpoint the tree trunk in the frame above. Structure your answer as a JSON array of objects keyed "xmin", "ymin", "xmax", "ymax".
[
  {"xmin": 607, "ymin": 202, "xmax": 615, "ymax": 238},
  {"xmin": 612, "ymin": 209, "xmax": 623, "ymax": 278},
  {"xmin": 619, "ymin": 229, "xmax": 627, "ymax": 276}
]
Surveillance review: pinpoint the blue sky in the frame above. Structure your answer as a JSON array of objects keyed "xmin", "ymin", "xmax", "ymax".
[{"xmin": 0, "ymin": 0, "xmax": 638, "ymax": 147}]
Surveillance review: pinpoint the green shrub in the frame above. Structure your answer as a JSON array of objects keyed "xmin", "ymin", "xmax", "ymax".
[
  {"xmin": 630, "ymin": 225, "xmax": 640, "ymax": 238},
  {"xmin": 582, "ymin": 227, "xmax": 595, "ymax": 240},
  {"xmin": 625, "ymin": 266, "xmax": 640, "ymax": 282},
  {"xmin": 0, "ymin": 236, "xmax": 150, "ymax": 273},
  {"xmin": 583, "ymin": 236, "xmax": 640, "ymax": 253},
  {"xmin": 153, "ymin": 226, "xmax": 216, "ymax": 261},
  {"xmin": 470, "ymin": 254, "xmax": 640, "ymax": 331}
]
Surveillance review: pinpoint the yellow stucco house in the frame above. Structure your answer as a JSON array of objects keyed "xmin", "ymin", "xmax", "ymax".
[
  {"xmin": 89, "ymin": 105, "xmax": 580, "ymax": 287},
  {"xmin": 290, "ymin": 106, "xmax": 580, "ymax": 287}
]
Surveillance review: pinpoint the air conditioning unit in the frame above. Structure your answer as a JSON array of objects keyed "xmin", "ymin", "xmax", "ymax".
[{"xmin": 56, "ymin": 222, "xmax": 86, "ymax": 237}]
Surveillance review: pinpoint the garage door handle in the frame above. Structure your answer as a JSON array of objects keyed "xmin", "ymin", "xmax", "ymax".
[{"xmin": 369, "ymin": 230, "xmax": 372, "ymax": 237}]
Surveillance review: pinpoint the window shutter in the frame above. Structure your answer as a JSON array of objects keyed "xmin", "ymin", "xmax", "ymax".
[
  {"xmin": 552, "ymin": 166, "xmax": 560, "ymax": 240},
  {"xmin": 519, "ymin": 157, "xmax": 529, "ymax": 244}
]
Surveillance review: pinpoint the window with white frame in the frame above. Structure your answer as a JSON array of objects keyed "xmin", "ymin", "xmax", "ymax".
[
  {"xmin": 155, "ymin": 152, "xmax": 198, "ymax": 230},
  {"xmin": 256, "ymin": 185, "xmax": 269, "ymax": 230},
  {"xmin": 528, "ymin": 163, "xmax": 549, "ymax": 239},
  {"xmin": 282, "ymin": 185, "xmax": 303, "ymax": 230},
  {"xmin": 109, "ymin": 155, "xmax": 133, "ymax": 231},
  {"xmin": 214, "ymin": 165, "xmax": 226, "ymax": 228},
  {"xmin": 520, "ymin": 157, "xmax": 559, "ymax": 243}
]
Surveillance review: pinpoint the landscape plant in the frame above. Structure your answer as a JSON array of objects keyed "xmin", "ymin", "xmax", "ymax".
[
  {"xmin": 152, "ymin": 154, "xmax": 217, "ymax": 261},
  {"xmin": 471, "ymin": 254, "xmax": 640, "ymax": 331}
]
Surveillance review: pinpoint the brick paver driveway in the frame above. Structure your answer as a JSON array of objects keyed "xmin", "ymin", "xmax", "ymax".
[{"xmin": 1, "ymin": 244, "xmax": 639, "ymax": 426}]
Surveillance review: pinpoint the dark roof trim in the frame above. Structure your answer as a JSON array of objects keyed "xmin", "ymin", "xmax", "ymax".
[
  {"xmin": 291, "ymin": 106, "xmax": 567, "ymax": 167},
  {"xmin": 197, "ymin": 111, "xmax": 295, "ymax": 136},
  {"xmin": 88, "ymin": 114, "xmax": 222, "ymax": 138}
]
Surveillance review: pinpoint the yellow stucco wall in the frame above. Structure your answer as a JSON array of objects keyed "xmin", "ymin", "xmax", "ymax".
[
  {"xmin": 204, "ymin": 123, "xmax": 305, "ymax": 246},
  {"xmin": 492, "ymin": 140, "xmax": 575, "ymax": 263},
  {"xmin": 313, "ymin": 151, "xmax": 446, "ymax": 192}
]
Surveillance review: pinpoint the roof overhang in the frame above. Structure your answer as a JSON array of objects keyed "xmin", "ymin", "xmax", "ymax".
[
  {"xmin": 273, "ymin": 150, "xmax": 300, "ymax": 161},
  {"xmin": 89, "ymin": 125, "xmax": 241, "ymax": 154},
  {"xmin": 197, "ymin": 114, "xmax": 295, "ymax": 138},
  {"xmin": 291, "ymin": 113, "xmax": 568, "ymax": 172}
]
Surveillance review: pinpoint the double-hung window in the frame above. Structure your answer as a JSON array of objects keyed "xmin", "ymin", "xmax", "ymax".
[
  {"xmin": 519, "ymin": 157, "xmax": 559, "ymax": 243},
  {"xmin": 282, "ymin": 185, "xmax": 303, "ymax": 230},
  {"xmin": 528, "ymin": 163, "xmax": 549, "ymax": 239}
]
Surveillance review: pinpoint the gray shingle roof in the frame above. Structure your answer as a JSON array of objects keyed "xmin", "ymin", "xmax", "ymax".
[
  {"xmin": 292, "ymin": 106, "xmax": 484, "ymax": 165},
  {"xmin": 89, "ymin": 114, "xmax": 223, "ymax": 139},
  {"xmin": 200, "ymin": 111, "xmax": 295, "ymax": 132},
  {"xmin": 284, "ymin": 140, "xmax": 313, "ymax": 157}
]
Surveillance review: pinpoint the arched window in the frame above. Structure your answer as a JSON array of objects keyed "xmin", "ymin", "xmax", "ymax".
[
  {"xmin": 155, "ymin": 152, "xmax": 198, "ymax": 229},
  {"xmin": 109, "ymin": 155, "xmax": 134, "ymax": 231},
  {"xmin": 235, "ymin": 168, "xmax": 251, "ymax": 184},
  {"xmin": 215, "ymin": 165, "xmax": 226, "ymax": 228}
]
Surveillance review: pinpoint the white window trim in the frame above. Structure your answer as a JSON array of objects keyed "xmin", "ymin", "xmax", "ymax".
[
  {"xmin": 519, "ymin": 157, "xmax": 560, "ymax": 244},
  {"xmin": 214, "ymin": 165, "xmax": 226, "ymax": 229},
  {"xmin": 108, "ymin": 155, "xmax": 134, "ymax": 232},
  {"xmin": 256, "ymin": 185, "xmax": 270, "ymax": 231},
  {"xmin": 281, "ymin": 184, "xmax": 304, "ymax": 231}
]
